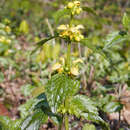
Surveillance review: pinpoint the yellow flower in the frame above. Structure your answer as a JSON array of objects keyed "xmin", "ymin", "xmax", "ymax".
[
  {"xmin": 79, "ymin": 34, "xmax": 84, "ymax": 39},
  {"xmin": 57, "ymin": 24, "xmax": 68, "ymax": 30},
  {"xmin": 70, "ymin": 66, "xmax": 79, "ymax": 76},
  {"xmin": 4, "ymin": 19, "xmax": 11, "ymax": 24},
  {"xmin": 72, "ymin": 52, "xmax": 79, "ymax": 57},
  {"xmin": 75, "ymin": 7, "xmax": 82, "ymax": 14},
  {"xmin": 74, "ymin": 36, "xmax": 81, "ymax": 42},
  {"xmin": 73, "ymin": 58, "xmax": 83, "ymax": 64},
  {"xmin": 67, "ymin": 2, "xmax": 74, "ymax": 9},
  {"xmin": 57, "ymin": 23, "xmax": 84, "ymax": 42},
  {"xmin": 5, "ymin": 26, "xmax": 11, "ymax": 33},
  {"xmin": 60, "ymin": 31, "xmax": 68, "ymax": 37},
  {"xmin": 57, "ymin": 67, "xmax": 64, "ymax": 73},
  {"xmin": 69, "ymin": 26, "xmax": 76, "ymax": 33},
  {"xmin": 65, "ymin": 1, "xmax": 82, "ymax": 16},
  {"xmin": 52, "ymin": 63, "xmax": 62, "ymax": 71},
  {"xmin": 58, "ymin": 24, "xmax": 84, "ymax": 42},
  {"xmin": 74, "ymin": 1, "xmax": 80, "ymax": 6},
  {"xmin": 0, "ymin": 38, "xmax": 3, "ymax": 42},
  {"xmin": 0, "ymin": 36, "xmax": 5, "ymax": 43},
  {"xmin": 76, "ymin": 25, "xmax": 84, "ymax": 30}
]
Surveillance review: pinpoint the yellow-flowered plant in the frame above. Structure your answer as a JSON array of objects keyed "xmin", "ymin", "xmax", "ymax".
[
  {"xmin": 57, "ymin": 1, "xmax": 84, "ymax": 42},
  {"xmin": 0, "ymin": 36, "xmax": 11, "ymax": 44},
  {"xmin": 52, "ymin": 57, "xmax": 83, "ymax": 76},
  {"xmin": 65, "ymin": 1, "xmax": 82, "ymax": 15},
  {"xmin": 57, "ymin": 24, "xmax": 84, "ymax": 42},
  {"xmin": 4, "ymin": 18, "xmax": 11, "ymax": 24},
  {"xmin": 0, "ymin": 21, "xmax": 16, "ymax": 56},
  {"xmin": 0, "ymin": 22, "xmax": 12, "ymax": 45},
  {"xmin": 5, "ymin": 26, "xmax": 11, "ymax": 33}
]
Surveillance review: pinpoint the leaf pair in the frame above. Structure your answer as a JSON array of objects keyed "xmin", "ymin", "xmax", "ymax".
[{"xmin": 45, "ymin": 74, "xmax": 109, "ymax": 129}]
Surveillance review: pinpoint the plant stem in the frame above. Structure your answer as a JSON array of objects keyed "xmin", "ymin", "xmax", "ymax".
[
  {"xmin": 65, "ymin": 114, "xmax": 69, "ymax": 130},
  {"xmin": 45, "ymin": 18, "xmax": 55, "ymax": 46},
  {"xmin": 64, "ymin": 9, "xmax": 73, "ymax": 130},
  {"xmin": 67, "ymin": 43, "xmax": 71, "ymax": 69},
  {"xmin": 118, "ymin": 84, "xmax": 122, "ymax": 129}
]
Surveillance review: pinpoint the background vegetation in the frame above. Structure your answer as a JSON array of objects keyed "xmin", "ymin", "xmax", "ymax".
[{"xmin": 0, "ymin": 0, "xmax": 129, "ymax": 130}]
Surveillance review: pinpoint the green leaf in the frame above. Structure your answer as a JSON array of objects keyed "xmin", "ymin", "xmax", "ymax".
[
  {"xmin": 50, "ymin": 116, "xmax": 62, "ymax": 126},
  {"xmin": 45, "ymin": 74, "xmax": 80, "ymax": 113},
  {"xmin": 0, "ymin": 72, "xmax": 4, "ymax": 83},
  {"xmin": 83, "ymin": 123, "xmax": 96, "ymax": 130},
  {"xmin": 80, "ymin": 38, "xmax": 105, "ymax": 57},
  {"xmin": 70, "ymin": 95, "xmax": 98, "ymax": 116},
  {"xmin": 19, "ymin": 93, "xmax": 50, "ymax": 119},
  {"xmin": 68, "ymin": 95, "xmax": 110, "ymax": 130},
  {"xmin": 21, "ymin": 84, "xmax": 35, "ymax": 97},
  {"xmin": 34, "ymin": 93, "xmax": 62, "ymax": 126},
  {"xmin": 31, "ymin": 35, "xmax": 58, "ymax": 54},
  {"xmin": 81, "ymin": 113, "xmax": 104, "ymax": 124},
  {"xmin": 81, "ymin": 38, "xmax": 97, "ymax": 51},
  {"xmin": 31, "ymin": 86, "xmax": 45, "ymax": 97},
  {"xmin": 0, "ymin": 44, "xmax": 8, "ymax": 53},
  {"xmin": 122, "ymin": 13, "xmax": 130, "ymax": 29},
  {"xmin": 18, "ymin": 98, "xmax": 37, "ymax": 118},
  {"xmin": 103, "ymin": 31, "xmax": 127, "ymax": 50},
  {"xmin": 0, "ymin": 57, "xmax": 8, "ymax": 66},
  {"xmin": 82, "ymin": 7, "xmax": 97, "ymax": 15},
  {"xmin": 0, "ymin": 116, "xmax": 21, "ymax": 130},
  {"xmin": 36, "ymin": 35, "xmax": 58, "ymax": 46},
  {"xmin": 52, "ymin": 43, "xmax": 60, "ymax": 60},
  {"xmin": 21, "ymin": 110, "xmax": 48, "ymax": 130},
  {"xmin": 53, "ymin": 9, "xmax": 70, "ymax": 24},
  {"xmin": 103, "ymin": 102, "xmax": 123, "ymax": 113},
  {"xmin": 0, "ymin": 116, "xmax": 11, "ymax": 130}
]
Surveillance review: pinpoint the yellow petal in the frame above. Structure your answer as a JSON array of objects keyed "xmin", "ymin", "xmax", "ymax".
[
  {"xmin": 70, "ymin": 27, "xmax": 76, "ymax": 32},
  {"xmin": 67, "ymin": 2, "xmax": 74, "ymax": 9},
  {"xmin": 79, "ymin": 34, "xmax": 84, "ymax": 39},
  {"xmin": 73, "ymin": 58, "xmax": 83, "ymax": 64},
  {"xmin": 75, "ymin": 8, "xmax": 82, "ymax": 14},
  {"xmin": 75, "ymin": 36, "xmax": 80, "ymax": 42},
  {"xmin": 57, "ymin": 25, "xmax": 67, "ymax": 30},
  {"xmin": 52, "ymin": 63, "xmax": 62, "ymax": 70},
  {"xmin": 70, "ymin": 67, "xmax": 79, "ymax": 76},
  {"xmin": 57, "ymin": 67, "xmax": 64, "ymax": 73},
  {"xmin": 76, "ymin": 24, "xmax": 84, "ymax": 30},
  {"xmin": 74, "ymin": 1, "xmax": 80, "ymax": 6},
  {"xmin": 5, "ymin": 26, "xmax": 11, "ymax": 33}
]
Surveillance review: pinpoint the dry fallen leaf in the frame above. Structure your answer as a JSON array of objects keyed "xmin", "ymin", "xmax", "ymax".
[{"xmin": 0, "ymin": 102, "xmax": 11, "ymax": 117}]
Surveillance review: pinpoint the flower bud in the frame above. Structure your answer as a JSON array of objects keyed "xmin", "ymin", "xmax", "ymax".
[
  {"xmin": 74, "ymin": 1, "xmax": 80, "ymax": 6},
  {"xmin": 5, "ymin": 26, "xmax": 11, "ymax": 33},
  {"xmin": 75, "ymin": 7, "xmax": 82, "ymax": 15},
  {"xmin": 62, "ymin": 108, "xmax": 66, "ymax": 114},
  {"xmin": 64, "ymin": 67, "xmax": 69, "ymax": 72},
  {"xmin": 75, "ymin": 36, "xmax": 80, "ymax": 42},
  {"xmin": 67, "ymin": 2, "xmax": 74, "ymax": 9}
]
